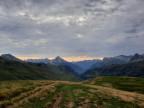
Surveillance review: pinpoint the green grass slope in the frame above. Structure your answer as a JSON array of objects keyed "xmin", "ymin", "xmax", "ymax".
[
  {"xmin": 0, "ymin": 57, "xmax": 80, "ymax": 81},
  {"xmin": 84, "ymin": 76, "xmax": 144, "ymax": 94},
  {"xmin": 0, "ymin": 80, "xmax": 144, "ymax": 108},
  {"xmin": 81, "ymin": 61, "xmax": 144, "ymax": 80}
]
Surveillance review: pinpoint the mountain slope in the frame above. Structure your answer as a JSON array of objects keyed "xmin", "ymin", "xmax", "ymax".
[
  {"xmin": 130, "ymin": 53, "xmax": 144, "ymax": 62},
  {"xmin": 72, "ymin": 59, "xmax": 100, "ymax": 71},
  {"xmin": 90, "ymin": 55, "xmax": 132, "ymax": 69},
  {"xmin": 57, "ymin": 65, "xmax": 79, "ymax": 76},
  {"xmin": 81, "ymin": 60, "xmax": 144, "ymax": 80},
  {"xmin": 25, "ymin": 56, "xmax": 84, "ymax": 75},
  {"xmin": 51, "ymin": 56, "xmax": 84, "ymax": 75},
  {"xmin": 1, "ymin": 54, "xmax": 23, "ymax": 62},
  {"xmin": 84, "ymin": 76, "xmax": 144, "ymax": 94},
  {"xmin": 25, "ymin": 58, "xmax": 50, "ymax": 64},
  {"xmin": 0, "ymin": 57, "xmax": 80, "ymax": 81}
]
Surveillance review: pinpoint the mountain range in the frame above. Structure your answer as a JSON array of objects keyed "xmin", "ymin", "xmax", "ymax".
[
  {"xmin": 90, "ymin": 55, "xmax": 133, "ymax": 69},
  {"xmin": 1, "ymin": 53, "xmax": 144, "ymax": 81},
  {"xmin": 26, "ymin": 57, "xmax": 101, "ymax": 73},
  {"xmin": 1, "ymin": 54, "xmax": 84, "ymax": 75},
  {"xmin": 49, "ymin": 56, "xmax": 84, "ymax": 75},
  {"xmin": 81, "ymin": 53, "xmax": 144, "ymax": 80},
  {"xmin": 25, "ymin": 55, "xmax": 133, "ymax": 74},
  {"xmin": 0, "ymin": 56, "xmax": 80, "ymax": 81}
]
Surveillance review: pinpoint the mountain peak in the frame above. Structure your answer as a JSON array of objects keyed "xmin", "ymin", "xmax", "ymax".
[
  {"xmin": 1, "ymin": 54, "xmax": 22, "ymax": 62},
  {"xmin": 55, "ymin": 56, "xmax": 62, "ymax": 60},
  {"xmin": 130, "ymin": 53, "xmax": 144, "ymax": 62},
  {"xmin": 1, "ymin": 54, "xmax": 16, "ymax": 59},
  {"xmin": 1, "ymin": 54, "xmax": 13, "ymax": 57},
  {"xmin": 90, "ymin": 55, "xmax": 132, "ymax": 69},
  {"xmin": 52, "ymin": 56, "xmax": 66, "ymax": 63},
  {"xmin": 134, "ymin": 53, "xmax": 141, "ymax": 56}
]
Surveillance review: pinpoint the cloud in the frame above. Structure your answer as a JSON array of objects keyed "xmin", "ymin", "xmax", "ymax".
[
  {"xmin": 75, "ymin": 34, "xmax": 83, "ymax": 39},
  {"xmin": 0, "ymin": 0, "xmax": 144, "ymax": 58}
]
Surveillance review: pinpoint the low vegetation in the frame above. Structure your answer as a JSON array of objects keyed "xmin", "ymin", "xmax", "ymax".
[
  {"xmin": 84, "ymin": 76, "xmax": 144, "ymax": 94},
  {"xmin": 0, "ymin": 77, "xmax": 144, "ymax": 108}
]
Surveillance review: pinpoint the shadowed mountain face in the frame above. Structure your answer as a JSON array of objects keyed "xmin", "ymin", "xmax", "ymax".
[
  {"xmin": 26, "ymin": 58, "xmax": 50, "ymax": 64},
  {"xmin": 57, "ymin": 65, "xmax": 78, "ymax": 76},
  {"xmin": 24, "ymin": 55, "xmax": 134, "ymax": 74},
  {"xmin": 51, "ymin": 56, "xmax": 66, "ymax": 64},
  {"xmin": 51, "ymin": 56, "xmax": 84, "ymax": 75},
  {"xmin": 90, "ymin": 55, "xmax": 132, "ymax": 69},
  {"xmin": 72, "ymin": 59, "xmax": 100, "ymax": 71},
  {"xmin": 2, "ymin": 53, "xmax": 144, "ymax": 79},
  {"xmin": 81, "ymin": 60, "xmax": 144, "ymax": 80},
  {"xmin": 25, "ymin": 56, "xmax": 84, "ymax": 75},
  {"xmin": 25, "ymin": 56, "xmax": 66, "ymax": 64},
  {"xmin": 130, "ymin": 53, "xmax": 144, "ymax": 62},
  {"xmin": 0, "ymin": 57, "xmax": 80, "ymax": 81},
  {"xmin": 1, "ymin": 54, "xmax": 22, "ymax": 62}
]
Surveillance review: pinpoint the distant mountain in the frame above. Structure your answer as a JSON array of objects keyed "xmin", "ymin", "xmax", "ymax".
[
  {"xmin": 81, "ymin": 60, "xmax": 144, "ymax": 80},
  {"xmin": 1, "ymin": 54, "xmax": 23, "ymax": 62},
  {"xmin": 25, "ymin": 58, "xmax": 50, "ymax": 64},
  {"xmin": 130, "ymin": 53, "xmax": 144, "ymax": 62},
  {"xmin": 25, "ymin": 56, "xmax": 84, "ymax": 75},
  {"xmin": 90, "ymin": 55, "xmax": 132, "ymax": 69},
  {"xmin": 72, "ymin": 59, "xmax": 100, "ymax": 71},
  {"xmin": 51, "ymin": 56, "xmax": 67, "ymax": 64},
  {"xmin": 51, "ymin": 56, "xmax": 84, "ymax": 75},
  {"xmin": 0, "ymin": 57, "xmax": 80, "ymax": 81}
]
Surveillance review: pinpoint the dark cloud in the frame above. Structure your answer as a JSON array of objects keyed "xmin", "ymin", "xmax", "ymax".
[{"xmin": 0, "ymin": 0, "xmax": 144, "ymax": 57}]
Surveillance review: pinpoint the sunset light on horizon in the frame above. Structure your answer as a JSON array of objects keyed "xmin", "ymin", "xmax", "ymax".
[{"xmin": 17, "ymin": 56, "xmax": 103, "ymax": 62}]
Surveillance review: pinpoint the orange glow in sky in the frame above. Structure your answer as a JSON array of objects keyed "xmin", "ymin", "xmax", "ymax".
[{"xmin": 17, "ymin": 56, "xmax": 103, "ymax": 62}]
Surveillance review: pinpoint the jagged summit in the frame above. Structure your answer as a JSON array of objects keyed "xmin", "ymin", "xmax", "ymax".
[
  {"xmin": 52, "ymin": 56, "xmax": 66, "ymax": 63},
  {"xmin": 90, "ymin": 55, "xmax": 132, "ymax": 69},
  {"xmin": 130, "ymin": 53, "xmax": 144, "ymax": 62}
]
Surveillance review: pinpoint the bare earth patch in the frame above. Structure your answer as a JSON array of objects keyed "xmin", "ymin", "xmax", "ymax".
[
  {"xmin": 83, "ymin": 99, "xmax": 91, "ymax": 108},
  {"xmin": 52, "ymin": 92, "xmax": 63, "ymax": 108},
  {"xmin": 74, "ymin": 89, "xmax": 84, "ymax": 96},
  {"xmin": 7, "ymin": 84, "xmax": 55, "ymax": 108},
  {"xmin": 68, "ymin": 102, "xmax": 74, "ymax": 108}
]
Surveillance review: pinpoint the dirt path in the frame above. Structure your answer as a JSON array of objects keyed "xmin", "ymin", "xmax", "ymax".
[
  {"xmin": 84, "ymin": 102, "xmax": 91, "ymax": 108},
  {"xmin": 68, "ymin": 102, "xmax": 74, "ymax": 108},
  {"xmin": 83, "ymin": 99, "xmax": 91, "ymax": 108},
  {"xmin": 7, "ymin": 87, "xmax": 43, "ymax": 108},
  {"xmin": 52, "ymin": 92, "xmax": 63, "ymax": 108},
  {"xmin": 7, "ymin": 84, "xmax": 54, "ymax": 108}
]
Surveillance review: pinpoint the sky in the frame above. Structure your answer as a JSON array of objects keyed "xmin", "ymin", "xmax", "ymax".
[
  {"xmin": 18, "ymin": 56, "xmax": 103, "ymax": 62},
  {"xmin": 0, "ymin": 0, "xmax": 144, "ymax": 60}
]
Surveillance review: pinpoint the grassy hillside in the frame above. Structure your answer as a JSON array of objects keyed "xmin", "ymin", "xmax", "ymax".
[
  {"xmin": 0, "ymin": 57, "xmax": 80, "ymax": 81},
  {"xmin": 0, "ymin": 80, "xmax": 144, "ymax": 108},
  {"xmin": 81, "ymin": 61, "xmax": 144, "ymax": 80},
  {"xmin": 84, "ymin": 76, "xmax": 144, "ymax": 94}
]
